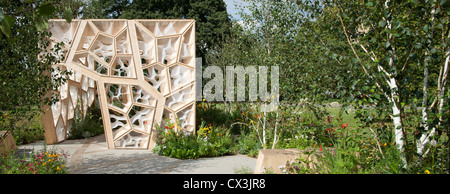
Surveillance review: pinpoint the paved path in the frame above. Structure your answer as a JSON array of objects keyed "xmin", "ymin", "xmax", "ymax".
[{"xmin": 17, "ymin": 134, "xmax": 256, "ymax": 174}]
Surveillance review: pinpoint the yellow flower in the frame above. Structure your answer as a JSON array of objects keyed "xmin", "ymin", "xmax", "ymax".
[
  {"xmin": 48, "ymin": 159, "xmax": 52, "ymax": 162},
  {"xmin": 57, "ymin": 166, "xmax": 61, "ymax": 170},
  {"xmin": 425, "ymin": 170, "xmax": 430, "ymax": 174},
  {"xmin": 43, "ymin": 162, "xmax": 47, "ymax": 166},
  {"xmin": 383, "ymin": 143, "xmax": 387, "ymax": 147},
  {"xmin": 202, "ymin": 98, "xmax": 205, "ymax": 102},
  {"xmin": 61, "ymin": 164, "xmax": 65, "ymax": 168}
]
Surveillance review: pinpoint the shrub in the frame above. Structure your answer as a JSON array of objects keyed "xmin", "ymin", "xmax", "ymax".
[
  {"xmin": 0, "ymin": 149, "xmax": 69, "ymax": 174},
  {"xmin": 153, "ymin": 120, "xmax": 234, "ymax": 159},
  {"xmin": 68, "ymin": 101, "xmax": 103, "ymax": 139},
  {"xmin": 233, "ymin": 131, "xmax": 261, "ymax": 157},
  {"xmin": 10, "ymin": 110, "xmax": 44, "ymax": 145}
]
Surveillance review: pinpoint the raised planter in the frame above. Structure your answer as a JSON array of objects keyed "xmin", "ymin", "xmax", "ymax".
[
  {"xmin": 254, "ymin": 148, "xmax": 335, "ymax": 174},
  {"xmin": 0, "ymin": 131, "xmax": 17, "ymax": 153}
]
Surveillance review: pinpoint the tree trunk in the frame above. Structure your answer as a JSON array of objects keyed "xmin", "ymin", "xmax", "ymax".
[
  {"xmin": 417, "ymin": 58, "xmax": 429, "ymax": 156},
  {"xmin": 387, "ymin": 77, "xmax": 407, "ymax": 167},
  {"xmin": 418, "ymin": 31, "xmax": 449, "ymax": 156}
]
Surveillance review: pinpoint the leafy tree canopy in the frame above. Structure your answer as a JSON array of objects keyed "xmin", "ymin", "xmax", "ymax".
[{"xmin": 82, "ymin": 0, "xmax": 232, "ymax": 58}]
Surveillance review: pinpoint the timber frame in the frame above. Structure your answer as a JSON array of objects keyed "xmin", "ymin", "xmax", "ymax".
[{"xmin": 42, "ymin": 19, "xmax": 196, "ymax": 149}]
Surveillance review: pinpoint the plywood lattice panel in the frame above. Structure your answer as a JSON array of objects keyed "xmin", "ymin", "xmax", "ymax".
[{"xmin": 42, "ymin": 19, "xmax": 196, "ymax": 149}]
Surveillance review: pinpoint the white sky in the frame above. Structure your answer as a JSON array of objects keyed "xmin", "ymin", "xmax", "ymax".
[{"xmin": 223, "ymin": 0, "xmax": 251, "ymax": 20}]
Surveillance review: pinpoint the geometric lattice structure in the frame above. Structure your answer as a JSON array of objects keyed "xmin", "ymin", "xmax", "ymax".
[{"xmin": 42, "ymin": 19, "xmax": 196, "ymax": 149}]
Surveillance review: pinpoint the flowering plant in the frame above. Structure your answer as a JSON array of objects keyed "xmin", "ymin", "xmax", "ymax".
[
  {"xmin": 1, "ymin": 149, "xmax": 69, "ymax": 174},
  {"xmin": 153, "ymin": 119, "xmax": 233, "ymax": 159}
]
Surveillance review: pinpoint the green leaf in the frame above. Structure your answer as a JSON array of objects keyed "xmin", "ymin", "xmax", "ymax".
[
  {"xmin": 0, "ymin": 10, "xmax": 4, "ymax": 23},
  {"xmin": 363, "ymin": 86, "xmax": 370, "ymax": 91},
  {"xmin": 365, "ymin": 2, "xmax": 373, "ymax": 6},
  {"xmin": 379, "ymin": 20, "xmax": 386, "ymax": 28},
  {"xmin": 414, "ymin": 42, "xmax": 422, "ymax": 49},
  {"xmin": 0, "ymin": 15, "xmax": 13, "ymax": 38},
  {"xmin": 35, "ymin": 15, "xmax": 48, "ymax": 32},
  {"xmin": 64, "ymin": 7, "xmax": 73, "ymax": 23},
  {"xmin": 373, "ymin": 94, "xmax": 380, "ymax": 100},
  {"xmin": 385, "ymin": 41, "xmax": 390, "ymax": 48},
  {"xmin": 38, "ymin": 4, "xmax": 56, "ymax": 16},
  {"xmin": 430, "ymin": 48, "xmax": 437, "ymax": 54}
]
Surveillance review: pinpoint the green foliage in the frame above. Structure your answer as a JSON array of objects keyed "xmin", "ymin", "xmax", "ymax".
[
  {"xmin": 153, "ymin": 120, "xmax": 234, "ymax": 159},
  {"xmin": 1, "ymin": 1, "xmax": 75, "ymax": 141},
  {"xmin": 233, "ymin": 130, "xmax": 261, "ymax": 157},
  {"xmin": 196, "ymin": 101, "xmax": 242, "ymax": 133},
  {"xmin": 68, "ymin": 101, "xmax": 103, "ymax": 139},
  {"xmin": 11, "ymin": 109, "xmax": 45, "ymax": 145},
  {"xmin": 0, "ymin": 0, "xmax": 75, "ymax": 37},
  {"xmin": 82, "ymin": 0, "xmax": 232, "ymax": 58},
  {"xmin": 0, "ymin": 108, "xmax": 45, "ymax": 146}
]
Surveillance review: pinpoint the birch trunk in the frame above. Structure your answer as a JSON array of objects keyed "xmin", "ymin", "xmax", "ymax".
[
  {"xmin": 262, "ymin": 104, "xmax": 267, "ymax": 148},
  {"xmin": 388, "ymin": 77, "xmax": 407, "ymax": 167},
  {"xmin": 417, "ymin": 58, "xmax": 429, "ymax": 155},
  {"xmin": 417, "ymin": 30, "xmax": 449, "ymax": 156},
  {"xmin": 271, "ymin": 110, "xmax": 279, "ymax": 149},
  {"xmin": 383, "ymin": 0, "xmax": 407, "ymax": 167},
  {"xmin": 417, "ymin": 1, "xmax": 435, "ymax": 156}
]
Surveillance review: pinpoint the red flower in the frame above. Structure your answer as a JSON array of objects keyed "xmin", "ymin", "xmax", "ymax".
[
  {"xmin": 341, "ymin": 123, "xmax": 348, "ymax": 128},
  {"xmin": 325, "ymin": 128, "xmax": 335, "ymax": 133},
  {"xmin": 165, "ymin": 126, "xmax": 169, "ymax": 129}
]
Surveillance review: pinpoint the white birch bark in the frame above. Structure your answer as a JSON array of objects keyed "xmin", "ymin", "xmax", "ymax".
[
  {"xmin": 262, "ymin": 104, "xmax": 267, "ymax": 148},
  {"xmin": 384, "ymin": 0, "xmax": 407, "ymax": 167},
  {"xmin": 417, "ymin": 58, "xmax": 429, "ymax": 155},
  {"xmin": 417, "ymin": 21, "xmax": 449, "ymax": 156},
  {"xmin": 271, "ymin": 110, "xmax": 279, "ymax": 149},
  {"xmin": 417, "ymin": 0, "xmax": 435, "ymax": 156}
]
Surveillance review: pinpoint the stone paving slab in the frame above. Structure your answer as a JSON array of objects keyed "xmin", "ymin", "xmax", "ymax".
[{"xmin": 17, "ymin": 134, "xmax": 257, "ymax": 174}]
